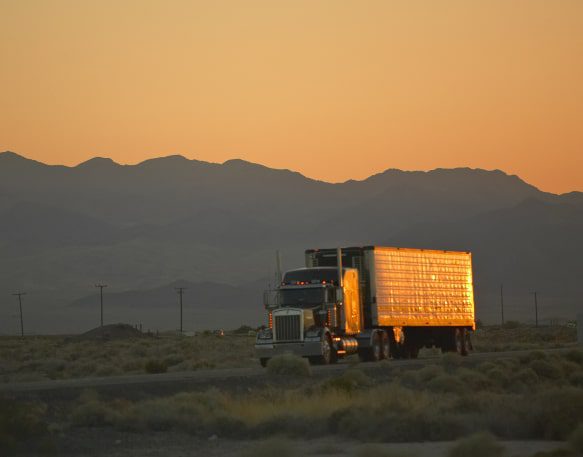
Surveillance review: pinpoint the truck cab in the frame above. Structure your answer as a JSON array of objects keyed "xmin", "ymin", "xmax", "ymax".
[{"xmin": 255, "ymin": 266, "xmax": 363, "ymax": 366}]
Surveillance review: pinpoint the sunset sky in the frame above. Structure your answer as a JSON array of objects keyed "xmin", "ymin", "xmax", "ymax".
[{"xmin": 1, "ymin": 1, "xmax": 582, "ymax": 193}]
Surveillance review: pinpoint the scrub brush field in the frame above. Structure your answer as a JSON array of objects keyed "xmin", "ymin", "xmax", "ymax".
[{"xmin": 0, "ymin": 324, "xmax": 577, "ymax": 383}]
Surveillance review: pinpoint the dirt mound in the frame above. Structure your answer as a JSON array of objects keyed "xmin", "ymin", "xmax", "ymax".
[{"xmin": 79, "ymin": 323, "xmax": 144, "ymax": 340}]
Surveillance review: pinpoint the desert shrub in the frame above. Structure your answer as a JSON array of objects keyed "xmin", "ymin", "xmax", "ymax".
[
  {"xmin": 71, "ymin": 400, "xmax": 120, "ymax": 427},
  {"xmin": 457, "ymin": 368, "xmax": 493, "ymax": 390},
  {"xmin": 485, "ymin": 367, "xmax": 511, "ymax": 388},
  {"xmin": 477, "ymin": 361, "xmax": 498, "ymax": 373},
  {"xmin": 531, "ymin": 387, "xmax": 583, "ymax": 439},
  {"xmin": 311, "ymin": 442, "xmax": 344, "ymax": 455},
  {"xmin": 427, "ymin": 374, "xmax": 466, "ymax": 393},
  {"xmin": 502, "ymin": 321, "xmax": 521, "ymax": 329},
  {"xmin": 568, "ymin": 423, "xmax": 583, "ymax": 453},
  {"xmin": 448, "ymin": 432, "xmax": 504, "ymax": 457},
  {"xmin": 192, "ymin": 358, "xmax": 216, "ymax": 370},
  {"xmin": 41, "ymin": 358, "xmax": 67, "ymax": 379},
  {"xmin": 568, "ymin": 371, "xmax": 583, "ymax": 387},
  {"xmin": 0, "ymin": 397, "xmax": 54, "ymax": 455},
  {"xmin": 510, "ymin": 367, "xmax": 539, "ymax": 388},
  {"xmin": 144, "ymin": 359, "xmax": 168, "ymax": 374},
  {"xmin": 241, "ymin": 438, "xmax": 296, "ymax": 457},
  {"xmin": 530, "ymin": 449, "xmax": 575, "ymax": 457},
  {"xmin": 441, "ymin": 353, "xmax": 463, "ymax": 371},
  {"xmin": 163, "ymin": 354, "xmax": 184, "ymax": 367},
  {"xmin": 529, "ymin": 359, "xmax": 563, "ymax": 380},
  {"xmin": 521, "ymin": 350, "xmax": 548, "ymax": 363},
  {"xmin": 564, "ymin": 349, "xmax": 583, "ymax": 365},
  {"xmin": 355, "ymin": 444, "xmax": 416, "ymax": 457},
  {"xmin": 416, "ymin": 364, "xmax": 444, "ymax": 383},
  {"xmin": 322, "ymin": 369, "xmax": 371, "ymax": 393},
  {"xmin": 267, "ymin": 354, "xmax": 311, "ymax": 377},
  {"xmin": 557, "ymin": 359, "xmax": 581, "ymax": 378},
  {"xmin": 94, "ymin": 364, "xmax": 121, "ymax": 377}
]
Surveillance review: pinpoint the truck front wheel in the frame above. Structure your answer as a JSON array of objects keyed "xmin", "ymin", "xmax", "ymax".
[{"xmin": 312, "ymin": 335, "xmax": 337, "ymax": 365}]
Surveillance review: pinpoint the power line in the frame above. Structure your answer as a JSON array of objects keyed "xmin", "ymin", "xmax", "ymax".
[
  {"xmin": 175, "ymin": 287, "xmax": 187, "ymax": 334},
  {"xmin": 12, "ymin": 291, "xmax": 26, "ymax": 337},
  {"xmin": 95, "ymin": 284, "xmax": 108, "ymax": 327}
]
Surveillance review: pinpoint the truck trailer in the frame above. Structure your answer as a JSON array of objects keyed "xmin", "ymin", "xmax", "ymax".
[{"xmin": 255, "ymin": 246, "xmax": 475, "ymax": 365}]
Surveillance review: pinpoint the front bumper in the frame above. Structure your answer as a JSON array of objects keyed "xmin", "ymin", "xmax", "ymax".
[{"xmin": 255, "ymin": 340, "xmax": 322, "ymax": 358}]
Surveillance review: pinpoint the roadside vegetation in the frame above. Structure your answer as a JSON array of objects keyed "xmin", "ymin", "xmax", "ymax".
[
  {"xmin": 0, "ymin": 324, "xmax": 577, "ymax": 383},
  {"xmin": 4, "ymin": 348, "xmax": 582, "ymax": 456},
  {"xmin": 0, "ymin": 331, "xmax": 256, "ymax": 382},
  {"xmin": 471, "ymin": 323, "xmax": 577, "ymax": 352}
]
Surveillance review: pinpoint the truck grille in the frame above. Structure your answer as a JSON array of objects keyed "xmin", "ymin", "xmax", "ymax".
[{"xmin": 274, "ymin": 314, "xmax": 301, "ymax": 341}]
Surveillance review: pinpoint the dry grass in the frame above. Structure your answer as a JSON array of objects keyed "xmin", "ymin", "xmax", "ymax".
[
  {"xmin": 0, "ymin": 397, "xmax": 55, "ymax": 455},
  {"xmin": 266, "ymin": 354, "xmax": 311, "ymax": 377},
  {"xmin": 355, "ymin": 444, "xmax": 416, "ymax": 457},
  {"xmin": 0, "ymin": 324, "xmax": 576, "ymax": 383},
  {"xmin": 240, "ymin": 438, "xmax": 297, "ymax": 457},
  {"xmin": 472, "ymin": 325, "xmax": 576, "ymax": 353},
  {"xmin": 0, "ymin": 333, "xmax": 256, "ymax": 382},
  {"xmin": 447, "ymin": 432, "xmax": 504, "ymax": 457},
  {"xmin": 62, "ymin": 350, "xmax": 583, "ymax": 443}
]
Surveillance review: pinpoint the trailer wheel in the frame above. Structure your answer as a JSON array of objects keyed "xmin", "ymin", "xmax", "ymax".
[
  {"xmin": 260, "ymin": 358, "xmax": 269, "ymax": 367},
  {"xmin": 359, "ymin": 331, "xmax": 382, "ymax": 362},
  {"xmin": 455, "ymin": 328, "xmax": 465, "ymax": 355},
  {"xmin": 380, "ymin": 331, "xmax": 390, "ymax": 360},
  {"xmin": 461, "ymin": 328, "xmax": 472, "ymax": 356}
]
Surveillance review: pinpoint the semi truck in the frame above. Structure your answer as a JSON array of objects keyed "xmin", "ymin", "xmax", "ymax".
[{"xmin": 255, "ymin": 246, "xmax": 475, "ymax": 366}]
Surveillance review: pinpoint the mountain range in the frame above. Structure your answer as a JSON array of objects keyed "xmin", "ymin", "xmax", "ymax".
[{"xmin": 1, "ymin": 151, "xmax": 581, "ymax": 334}]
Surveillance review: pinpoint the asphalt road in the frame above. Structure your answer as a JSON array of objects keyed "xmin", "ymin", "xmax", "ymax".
[{"xmin": 1, "ymin": 347, "xmax": 574, "ymax": 395}]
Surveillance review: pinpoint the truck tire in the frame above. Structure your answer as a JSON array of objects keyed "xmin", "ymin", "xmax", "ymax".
[
  {"xmin": 260, "ymin": 358, "xmax": 269, "ymax": 367},
  {"xmin": 313, "ymin": 334, "xmax": 337, "ymax": 365},
  {"xmin": 455, "ymin": 328, "xmax": 465, "ymax": 355},
  {"xmin": 359, "ymin": 331, "xmax": 382, "ymax": 362},
  {"xmin": 380, "ymin": 331, "xmax": 390, "ymax": 360},
  {"xmin": 461, "ymin": 328, "xmax": 472, "ymax": 356},
  {"xmin": 441, "ymin": 328, "xmax": 459, "ymax": 353}
]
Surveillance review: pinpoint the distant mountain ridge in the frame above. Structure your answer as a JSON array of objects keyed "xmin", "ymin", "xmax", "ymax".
[{"xmin": 1, "ymin": 151, "xmax": 581, "ymax": 334}]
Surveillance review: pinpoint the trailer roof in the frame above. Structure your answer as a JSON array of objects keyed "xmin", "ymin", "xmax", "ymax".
[{"xmin": 306, "ymin": 246, "xmax": 471, "ymax": 256}]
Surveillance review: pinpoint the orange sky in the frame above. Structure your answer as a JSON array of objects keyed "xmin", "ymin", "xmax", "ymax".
[{"xmin": 1, "ymin": 1, "xmax": 582, "ymax": 193}]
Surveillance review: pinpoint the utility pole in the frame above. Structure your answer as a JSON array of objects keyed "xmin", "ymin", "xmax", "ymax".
[
  {"xmin": 12, "ymin": 291, "xmax": 26, "ymax": 337},
  {"xmin": 175, "ymin": 287, "xmax": 186, "ymax": 334},
  {"xmin": 532, "ymin": 291, "xmax": 539, "ymax": 327},
  {"xmin": 500, "ymin": 284, "xmax": 505, "ymax": 326},
  {"xmin": 95, "ymin": 284, "xmax": 107, "ymax": 327}
]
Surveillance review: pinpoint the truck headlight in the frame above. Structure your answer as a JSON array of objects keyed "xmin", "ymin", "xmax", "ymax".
[{"xmin": 257, "ymin": 328, "xmax": 273, "ymax": 340}]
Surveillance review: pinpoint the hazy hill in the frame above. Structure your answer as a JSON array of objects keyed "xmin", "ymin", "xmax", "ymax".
[
  {"xmin": 0, "ymin": 151, "xmax": 581, "ymax": 333},
  {"xmin": 69, "ymin": 279, "xmax": 264, "ymax": 333}
]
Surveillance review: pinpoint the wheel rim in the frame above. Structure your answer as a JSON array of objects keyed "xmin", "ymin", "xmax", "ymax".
[{"xmin": 322, "ymin": 337, "xmax": 331, "ymax": 363}]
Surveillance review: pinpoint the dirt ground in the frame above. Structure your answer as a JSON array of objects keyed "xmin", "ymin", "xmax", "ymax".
[{"xmin": 48, "ymin": 429, "xmax": 566, "ymax": 457}]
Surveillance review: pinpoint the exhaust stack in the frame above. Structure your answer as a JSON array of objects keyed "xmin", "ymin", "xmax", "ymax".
[
  {"xmin": 275, "ymin": 250, "xmax": 282, "ymax": 284},
  {"xmin": 336, "ymin": 247, "xmax": 343, "ymax": 287}
]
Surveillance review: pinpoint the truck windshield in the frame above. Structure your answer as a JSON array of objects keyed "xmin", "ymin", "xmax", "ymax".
[{"xmin": 279, "ymin": 288, "xmax": 326, "ymax": 308}]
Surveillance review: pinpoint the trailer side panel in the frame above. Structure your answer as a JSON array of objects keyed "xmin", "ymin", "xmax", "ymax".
[{"xmin": 368, "ymin": 247, "xmax": 474, "ymax": 328}]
